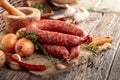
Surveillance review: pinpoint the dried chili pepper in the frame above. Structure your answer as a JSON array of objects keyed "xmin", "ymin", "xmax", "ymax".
[{"xmin": 7, "ymin": 54, "xmax": 46, "ymax": 71}]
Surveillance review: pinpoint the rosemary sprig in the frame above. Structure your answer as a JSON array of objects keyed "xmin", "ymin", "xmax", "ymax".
[
  {"xmin": 0, "ymin": 67, "xmax": 3, "ymax": 71},
  {"xmin": 21, "ymin": 57, "xmax": 29, "ymax": 61},
  {"xmin": 83, "ymin": 43, "xmax": 98, "ymax": 53},
  {"xmin": 32, "ymin": 3, "xmax": 46, "ymax": 14},
  {"xmin": 18, "ymin": 30, "xmax": 38, "ymax": 43}
]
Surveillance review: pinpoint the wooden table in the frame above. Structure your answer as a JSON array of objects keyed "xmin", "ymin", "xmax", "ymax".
[{"xmin": 0, "ymin": 11, "xmax": 120, "ymax": 80}]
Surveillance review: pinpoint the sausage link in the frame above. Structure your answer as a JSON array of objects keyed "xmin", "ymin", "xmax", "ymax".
[
  {"xmin": 28, "ymin": 19, "xmax": 86, "ymax": 37},
  {"xmin": 26, "ymin": 26, "xmax": 87, "ymax": 47},
  {"xmin": 43, "ymin": 44, "xmax": 69, "ymax": 59}
]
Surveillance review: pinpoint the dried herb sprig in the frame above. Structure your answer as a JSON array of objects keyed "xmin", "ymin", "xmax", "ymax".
[
  {"xmin": 0, "ymin": 67, "xmax": 3, "ymax": 71},
  {"xmin": 18, "ymin": 30, "xmax": 37, "ymax": 43},
  {"xmin": 83, "ymin": 43, "xmax": 98, "ymax": 53},
  {"xmin": 32, "ymin": 3, "xmax": 46, "ymax": 14},
  {"xmin": 37, "ymin": 43, "xmax": 56, "ymax": 65}
]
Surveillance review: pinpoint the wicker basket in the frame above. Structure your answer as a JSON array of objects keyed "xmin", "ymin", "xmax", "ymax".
[{"xmin": 0, "ymin": 0, "xmax": 27, "ymax": 32}]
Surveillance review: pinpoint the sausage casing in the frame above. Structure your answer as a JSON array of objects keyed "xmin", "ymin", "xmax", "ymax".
[{"xmin": 28, "ymin": 19, "xmax": 86, "ymax": 37}]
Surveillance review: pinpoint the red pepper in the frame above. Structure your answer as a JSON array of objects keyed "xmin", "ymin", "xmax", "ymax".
[{"xmin": 8, "ymin": 54, "xmax": 46, "ymax": 71}]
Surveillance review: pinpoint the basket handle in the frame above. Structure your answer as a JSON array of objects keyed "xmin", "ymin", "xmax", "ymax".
[{"xmin": 0, "ymin": 0, "xmax": 25, "ymax": 16}]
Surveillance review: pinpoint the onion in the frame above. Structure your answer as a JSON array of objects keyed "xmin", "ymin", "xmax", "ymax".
[
  {"xmin": 1, "ymin": 34, "xmax": 17, "ymax": 52},
  {"xmin": 0, "ymin": 50, "xmax": 6, "ymax": 67},
  {"xmin": 15, "ymin": 38, "xmax": 35, "ymax": 57}
]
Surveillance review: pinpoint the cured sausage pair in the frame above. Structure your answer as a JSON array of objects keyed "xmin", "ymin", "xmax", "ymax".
[{"xmin": 26, "ymin": 19, "xmax": 92, "ymax": 60}]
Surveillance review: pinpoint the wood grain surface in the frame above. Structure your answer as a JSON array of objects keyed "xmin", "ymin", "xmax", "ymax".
[
  {"xmin": 0, "ymin": 12, "xmax": 120, "ymax": 80},
  {"xmin": 74, "ymin": 0, "xmax": 120, "ymax": 12}
]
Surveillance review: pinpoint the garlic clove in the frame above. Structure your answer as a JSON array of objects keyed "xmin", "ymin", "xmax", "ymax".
[
  {"xmin": 102, "ymin": 42, "xmax": 112, "ymax": 50},
  {"xmin": 64, "ymin": 4, "xmax": 76, "ymax": 17},
  {"xmin": 73, "ymin": 12, "xmax": 85, "ymax": 23},
  {"xmin": 12, "ymin": 54, "xmax": 21, "ymax": 61},
  {"xmin": 68, "ymin": 58, "xmax": 79, "ymax": 66},
  {"xmin": 10, "ymin": 63, "xmax": 22, "ymax": 70},
  {"xmin": 56, "ymin": 63, "xmax": 66, "ymax": 70},
  {"xmin": 65, "ymin": 18, "xmax": 73, "ymax": 23},
  {"xmin": 9, "ymin": 54, "xmax": 22, "ymax": 70},
  {"xmin": 10, "ymin": 54, "xmax": 21, "ymax": 64},
  {"xmin": 80, "ymin": 7, "xmax": 89, "ymax": 18},
  {"xmin": 98, "ymin": 42, "xmax": 112, "ymax": 52}
]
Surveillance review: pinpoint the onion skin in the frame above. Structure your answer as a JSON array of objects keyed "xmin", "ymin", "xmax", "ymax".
[
  {"xmin": 1, "ymin": 34, "xmax": 17, "ymax": 53},
  {"xmin": 0, "ymin": 50, "xmax": 6, "ymax": 67},
  {"xmin": 15, "ymin": 38, "xmax": 35, "ymax": 57}
]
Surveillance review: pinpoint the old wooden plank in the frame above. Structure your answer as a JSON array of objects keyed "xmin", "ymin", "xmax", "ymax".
[
  {"xmin": 0, "ymin": 68, "xmax": 30, "ymax": 80},
  {"xmin": 97, "ymin": 0, "xmax": 120, "ymax": 13},
  {"xmin": 27, "ymin": 74, "xmax": 43, "ymax": 80},
  {"xmin": 64, "ymin": 13, "xmax": 120, "ymax": 80},
  {"xmin": 108, "ymin": 44, "xmax": 120, "ymax": 80},
  {"xmin": 89, "ymin": 13, "xmax": 120, "ymax": 80},
  {"xmin": 74, "ymin": 0, "xmax": 120, "ymax": 13},
  {"xmin": 10, "ymin": 71, "xmax": 30, "ymax": 80},
  {"xmin": 27, "ymin": 71, "xmax": 71, "ymax": 80},
  {"xmin": 93, "ymin": 14, "xmax": 120, "ymax": 80}
]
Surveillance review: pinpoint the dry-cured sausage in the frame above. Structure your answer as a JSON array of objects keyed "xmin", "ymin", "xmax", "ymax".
[
  {"xmin": 26, "ymin": 25, "xmax": 90, "ymax": 47},
  {"xmin": 43, "ymin": 44, "xmax": 69, "ymax": 59},
  {"xmin": 28, "ymin": 19, "xmax": 86, "ymax": 37}
]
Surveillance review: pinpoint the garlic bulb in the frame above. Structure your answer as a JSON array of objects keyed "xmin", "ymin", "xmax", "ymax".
[
  {"xmin": 73, "ymin": 10, "xmax": 85, "ymax": 23},
  {"xmin": 64, "ymin": 5, "xmax": 89, "ymax": 24},
  {"xmin": 64, "ymin": 4, "xmax": 76, "ymax": 17},
  {"xmin": 73, "ymin": 8, "xmax": 89, "ymax": 23}
]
